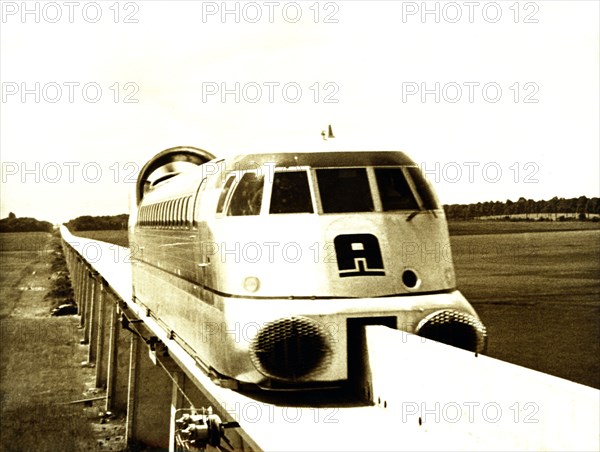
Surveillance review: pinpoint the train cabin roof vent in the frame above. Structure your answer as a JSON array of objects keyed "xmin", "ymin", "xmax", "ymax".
[{"xmin": 136, "ymin": 146, "xmax": 216, "ymax": 206}]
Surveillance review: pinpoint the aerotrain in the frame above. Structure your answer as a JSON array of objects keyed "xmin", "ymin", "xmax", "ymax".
[{"xmin": 129, "ymin": 146, "xmax": 487, "ymax": 390}]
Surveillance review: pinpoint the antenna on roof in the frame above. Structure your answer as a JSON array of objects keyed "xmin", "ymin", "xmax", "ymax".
[{"xmin": 321, "ymin": 124, "xmax": 335, "ymax": 140}]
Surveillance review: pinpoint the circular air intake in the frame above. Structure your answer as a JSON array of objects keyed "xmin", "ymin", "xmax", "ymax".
[
  {"xmin": 416, "ymin": 309, "xmax": 487, "ymax": 353},
  {"xmin": 249, "ymin": 317, "xmax": 332, "ymax": 381}
]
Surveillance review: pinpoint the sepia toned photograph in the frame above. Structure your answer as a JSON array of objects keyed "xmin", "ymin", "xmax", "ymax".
[{"xmin": 1, "ymin": 1, "xmax": 598, "ymax": 451}]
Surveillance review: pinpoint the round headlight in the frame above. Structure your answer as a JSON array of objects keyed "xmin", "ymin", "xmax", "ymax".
[{"xmin": 243, "ymin": 276, "xmax": 260, "ymax": 293}]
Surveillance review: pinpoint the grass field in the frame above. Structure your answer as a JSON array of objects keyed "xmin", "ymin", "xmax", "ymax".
[
  {"xmin": 448, "ymin": 222, "xmax": 599, "ymax": 388},
  {"xmin": 68, "ymin": 229, "xmax": 129, "ymax": 247},
  {"xmin": 0, "ymin": 232, "xmax": 94, "ymax": 450},
  {"xmin": 72, "ymin": 222, "xmax": 600, "ymax": 388},
  {"xmin": 0, "ymin": 232, "xmax": 53, "ymax": 319},
  {"xmin": 447, "ymin": 219, "xmax": 600, "ymax": 236},
  {"xmin": 451, "ymin": 229, "xmax": 599, "ymax": 388},
  {"xmin": 452, "ymin": 229, "xmax": 599, "ymax": 305},
  {"xmin": 0, "ymin": 232, "xmax": 124, "ymax": 451}
]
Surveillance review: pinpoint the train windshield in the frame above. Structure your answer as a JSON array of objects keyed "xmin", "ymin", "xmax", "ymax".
[
  {"xmin": 216, "ymin": 176, "xmax": 236, "ymax": 214},
  {"xmin": 406, "ymin": 167, "xmax": 439, "ymax": 210},
  {"xmin": 316, "ymin": 168, "xmax": 374, "ymax": 213},
  {"xmin": 219, "ymin": 165, "xmax": 439, "ymax": 217},
  {"xmin": 227, "ymin": 172, "xmax": 264, "ymax": 216},
  {"xmin": 270, "ymin": 171, "xmax": 314, "ymax": 214},
  {"xmin": 374, "ymin": 168, "xmax": 419, "ymax": 211}
]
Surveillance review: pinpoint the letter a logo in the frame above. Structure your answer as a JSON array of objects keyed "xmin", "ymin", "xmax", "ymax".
[{"xmin": 334, "ymin": 234, "xmax": 385, "ymax": 278}]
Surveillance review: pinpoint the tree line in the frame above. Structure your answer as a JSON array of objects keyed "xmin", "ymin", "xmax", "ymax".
[
  {"xmin": 443, "ymin": 196, "xmax": 600, "ymax": 221},
  {"xmin": 0, "ymin": 212, "xmax": 53, "ymax": 233},
  {"xmin": 64, "ymin": 214, "xmax": 129, "ymax": 231}
]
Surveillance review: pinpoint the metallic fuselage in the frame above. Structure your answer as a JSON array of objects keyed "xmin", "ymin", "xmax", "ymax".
[{"xmin": 129, "ymin": 151, "xmax": 485, "ymax": 388}]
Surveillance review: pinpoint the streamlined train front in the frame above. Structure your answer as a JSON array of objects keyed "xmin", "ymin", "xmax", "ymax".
[{"xmin": 129, "ymin": 147, "xmax": 487, "ymax": 389}]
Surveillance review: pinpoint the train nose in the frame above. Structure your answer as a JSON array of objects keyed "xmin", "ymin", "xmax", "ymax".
[
  {"xmin": 249, "ymin": 317, "xmax": 333, "ymax": 382},
  {"xmin": 415, "ymin": 309, "xmax": 487, "ymax": 354}
]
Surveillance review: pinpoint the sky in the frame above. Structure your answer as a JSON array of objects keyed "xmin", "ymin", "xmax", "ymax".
[{"xmin": 1, "ymin": 0, "xmax": 598, "ymax": 224}]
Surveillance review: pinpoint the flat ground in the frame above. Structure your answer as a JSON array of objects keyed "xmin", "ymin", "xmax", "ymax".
[
  {"xmin": 71, "ymin": 230, "xmax": 129, "ymax": 248},
  {"xmin": 76, "ymin": 222, "xmax": 600, "ymax": 389},
  {"xmin": 0, "ymin": 232, "xmax": 125, "ymax": 452},
  {"xmin": 448, "ymin": 219, "xmax": 600, "ymax": 236},
  {"xmin": 451, "ymin": 226, "xmax": 600, "ymax": 388}
]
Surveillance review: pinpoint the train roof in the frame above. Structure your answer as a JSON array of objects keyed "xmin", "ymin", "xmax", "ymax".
[
  {"xmin": 223, "ymin": 151, "xmax": 417, "ymax": 170},
  {"xmin": 138, "ymin": 151, "xmax": 419, "ymax": 205}
]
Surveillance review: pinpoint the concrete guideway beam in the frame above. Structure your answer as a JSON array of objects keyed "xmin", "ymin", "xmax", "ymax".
[
  {"xmin": 94, "ymin": 280, "xmax": 111, "ymax": 389},
  {"xmin": 105, "ymin": 296, "xmax": 131, "ymax": 413},
  {"xmin": 365, "ymin": 325, "xmax": 600, "ymax": 451},
  {"xmin": 126, "ymin": 334, "xmax": 172, "ymax": 449}
]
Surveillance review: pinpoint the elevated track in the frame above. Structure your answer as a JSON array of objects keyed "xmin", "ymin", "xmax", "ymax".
[{"xmin": 60, "ymin": 226, "xmax": 599, "ymax": 451}]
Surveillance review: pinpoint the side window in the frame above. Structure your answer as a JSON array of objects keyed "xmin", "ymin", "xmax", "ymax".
[
  {"xmin": 406, "ymin": 167, "xmax": 439, "ymax": 210},
  {"xmin": 375, "ymin": 168, "xmax": 419, "ymax": 211},
  {"xmin": 177, "ymin": 198, "xmax": 183, "ymax": 226},
  {"xmin": 270, "ymin": 171, "xmax": 314, "ymax": 214},
  {"xmin": 227, "ymin": 173, "xmax": 264, "ymax": 216},
  {"xmin": 316, "ymin": 168, "xmax": 374, "ymax": 213},
  {"xmin": 216, "ymin": 175, "xmax": 236, "ymax": 214},
  {"xmin": 184, "ymin": 196, "xmax": 191, "ymax": 227}
]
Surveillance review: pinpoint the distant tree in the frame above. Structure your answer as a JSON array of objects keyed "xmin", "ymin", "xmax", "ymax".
[
  {"xmin": 546, "ymin": 196, "xmax": 559, "ymax": 220},
  {"xmin": 65, "ymin": 214, "xmax": 129, "ymax": 231},
  {"xmin": 8, "ymin": 212, "xmax": 16, "ymax": 219},
  {"xmin": 557, "ymin": 198, "xmax": 573, "ymax": 214},
  {"xmin": 443, "ymin": 195, "xmax": 598, "ymax": 221},
  {"xmin": 0, "ymin": 215, "xmax": 52, "ymax": 232},
  {"xmin": 516, "ymin": 197, "xmax": 527, "ymax": 215},
  {"xmin": 492, "ymin": 201, "xmax": 504, "ymax": 216},
  {"xmin": 576, "ymin": 196, "xmax": 588, "ymax": 216}
]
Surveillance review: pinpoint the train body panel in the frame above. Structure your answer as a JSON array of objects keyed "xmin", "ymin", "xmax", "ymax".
[
  {"xmin": 130, "ymin": 148, "xmax": 487, "ymax": 388},
  {"xmin": 199, "ymin": 211, "xmax": 455, "ymax": 298}
]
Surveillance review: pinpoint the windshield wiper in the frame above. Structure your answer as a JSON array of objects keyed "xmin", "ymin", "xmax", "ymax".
[{"xmin": 406, "ymin": 209, "xmax": 438, "ymax": 222}]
